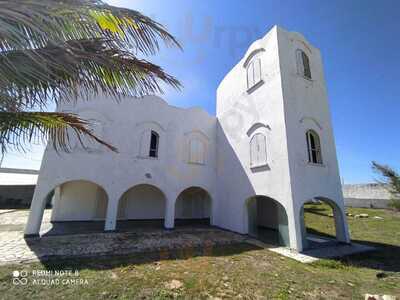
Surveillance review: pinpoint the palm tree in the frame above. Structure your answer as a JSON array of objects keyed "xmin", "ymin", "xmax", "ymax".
[
  {"xmin": 0, "ymin": 0, "xmax": 181, "ymax": 153},
  {"xmin": 372, "ymin": 161, "xmax": 400, "ymax": 210}
]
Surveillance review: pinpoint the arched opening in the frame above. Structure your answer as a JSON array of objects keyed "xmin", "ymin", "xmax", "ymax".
[
  {"xmin": 246, "ymin": 196, "xmax": 289, "ymax": 247},
  {"xmin": 301, "ymin": 197, "xmax": 347, "ymax": 250},
  {"xmin": 39, "ymin": 180, "xmax": 108, "ymax": 235},
  {"xmin": 51, "ymin": 180, "xmax": 108, "ymax": 221},
  {"xmin": 175, "ymin": 187, "xmax": 211, "ymax": 227},
  {"xmin": 117, "ymin": 184, "xmax": 166, "ymax": 229}
]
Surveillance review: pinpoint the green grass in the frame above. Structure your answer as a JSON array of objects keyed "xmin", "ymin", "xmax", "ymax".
[{"xmin": 0, "ymin": 206, "xmax": 399, "ymax": 299}]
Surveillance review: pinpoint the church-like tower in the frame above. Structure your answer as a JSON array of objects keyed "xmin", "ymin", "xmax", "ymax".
[
  {"xmin": 25, "ymin": 25, "xmax": 350, "ymax": 252},
  {"xmin": 216, "ymin": 26, "xmax": 350, "ymax": 251}
]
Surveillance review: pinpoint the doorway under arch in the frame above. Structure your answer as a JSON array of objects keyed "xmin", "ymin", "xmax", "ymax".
[
  {"xmin": 117, "ymin": 184, "xmax": 166, "ymax": 229},
  {"xmin": 301, "ymin": 197, "xmax": 348, "ymax": 250},
  {"xmin": 34, "ymin": 180, "xmax": 109, "ymax": 236},
  {"xmin": 51, "ymin": 180, "xmax": 108, "ymax": 222},
  {"xmin": 175, "ymin": 187, "xmax": 211, "ymax": 226},
  {"xmin": 246, "ymin": 196, "xmax": 289, "ymax": 247}
]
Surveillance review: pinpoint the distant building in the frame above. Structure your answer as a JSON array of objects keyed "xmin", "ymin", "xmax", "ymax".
[{"xmin": 25, "ymin": 26, "xmax": 350, "ymax": 252}]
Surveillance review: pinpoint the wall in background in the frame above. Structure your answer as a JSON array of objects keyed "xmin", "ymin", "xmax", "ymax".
[{"xmin": 343, "ymin": 183, "xmax": 391, "ymax": 208}]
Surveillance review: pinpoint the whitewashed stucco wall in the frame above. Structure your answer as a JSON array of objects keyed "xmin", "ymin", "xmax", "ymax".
[
  {"xmin": 216, "ymin": 26, "xmax": 297, "ymax": 246},
  {"xmin": 275, "ymin": 27, "xmax": 350, "ymax": 247},
  {"xmin": 215, "ymin": 26, "xmax": 349, "ymax": 250},
  {"xmin": 277, "ymin": 27, "xmax": 344, "ymax": 205},
  {"xmin": 27, "ymin": 95, "xmax": 217, "ymax": 233},
  {"xmin": 26, "ymin": 25, "xmax": 350, "ymax": 251}
]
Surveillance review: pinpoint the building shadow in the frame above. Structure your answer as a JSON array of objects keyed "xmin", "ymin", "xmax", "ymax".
[
  {"xmin": 41, "ymin": 221, "xmax": 107, "ymax": 236},
  {"xmin": 303, "ymin": 206, "xmax": 331, "ymax": 217},
  {"xmin": 305, "ymin": 228, "xmax": 400, "ymax": 273},
  {"xmin": 40, "ymin": 219, "xmax": 212, "ymax": 236},
  {"xmin": 25, "ymin": 238, "xmax": 261, "ymax": 272},
  {"xmin": 0, "ymin": 209, "xmax": 20, "ymax": 215}
]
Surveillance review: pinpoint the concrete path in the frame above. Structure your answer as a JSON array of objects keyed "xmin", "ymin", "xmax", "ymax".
[{"xmin": 246, "ymin": 238, "xmax": 375, "ymax": 263}]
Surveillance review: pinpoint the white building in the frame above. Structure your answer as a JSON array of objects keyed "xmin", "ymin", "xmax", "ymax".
[{"xmin": 25, "ymin": 26, "xmax": 350, "ymax": 252}]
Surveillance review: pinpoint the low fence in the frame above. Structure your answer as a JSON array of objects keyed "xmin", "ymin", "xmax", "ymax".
[{"xmin": 0, "ymin": 185, "xmax": 36, "ymax": 208}]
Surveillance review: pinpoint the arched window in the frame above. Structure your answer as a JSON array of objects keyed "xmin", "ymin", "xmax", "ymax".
[
  {"xmin": 306, "ymin": 130, "xmax": 322, "ymax": 164},
  {"xmin": 247, "ymin": 57, "xmax": 262, "ymax": 90},
  {"xmin": 250, "ymin": 133, "xmax": 267, "ymax": 167},
  {"xmin": 149, "ymin": 131, "xmax": 159, "ymax": 158},
  {"xmin": 296, "ymin": 49, "xmax": 311, "ymax": 79},
  {"xmin": 139, "ymin": 130, "xmax": 159, "ymax": 158},
  {"xmin": 189, "ymin": 138, "xmax": 205, "ymax": 164}
]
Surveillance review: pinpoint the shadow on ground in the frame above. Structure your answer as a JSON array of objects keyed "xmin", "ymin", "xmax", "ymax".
[
  {"xmin": 21, "ymin": 219, "xmax": 260, "ymax": 270},
  {"xmin": 28, "ymin": 242, "xmax": 261, "ymax": 272},
  {"xmin": 17, "ymin": 216, "xmax": 400, "ymax": 274},
  {"xmin": 303, "ymin": 207, "xmax": 333, "ymax": 217},
  {"xmin": 41, "ymin": 219, "xmax": 211, "ymax": 236},
  {"xmin": 306, "ymin": 228, "xmax": 400, "ymax": 273}
]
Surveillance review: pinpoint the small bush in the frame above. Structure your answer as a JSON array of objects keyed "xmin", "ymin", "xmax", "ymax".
[{"xmin": 312, "ymin": 259, "xmax": 346, "ymax": 270}]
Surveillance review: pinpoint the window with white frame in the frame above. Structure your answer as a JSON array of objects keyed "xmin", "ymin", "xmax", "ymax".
[
  {"xmin": 139, "ymin": 129, "xmax": 159, "ymax": 158},
  {"xmin": 250, "ymin": 133, "xmax": 267, "ymax": 167},
  {"xmin": 306, "ymin": 130, "xmax": 322, "ymax": 164},
  {"xmin": 247, "ymin": 57, "xmax": 262, "ymax": 90},
  {"xmin": 188, "ymin": 138, "xmax": 205, "ymax": 164},
  {"xmin": 296, "ymin": 49, "xmax": 312, "ymax": 80}
]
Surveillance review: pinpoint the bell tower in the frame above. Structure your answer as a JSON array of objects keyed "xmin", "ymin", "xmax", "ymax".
[{"xmin": 215, "ymin": 26, "xmax": 350, "ymax": 251}]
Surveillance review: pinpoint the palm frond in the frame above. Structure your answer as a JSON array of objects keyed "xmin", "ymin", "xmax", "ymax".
[
  {"xmin": 0, "ymin": 0, "xmax": 181, "ymax": 54},
  {"xmin": 0, "ymin": 38, "xmax": 181, "ymax": 109},
  {"xmin": 0, "ymin": 1, "xmax": 182, "ymax": 153},
  {"xmin": 0, "ymin": 111, "xmax": 117, "ymax": 153},
  {"xmin": 372, "ymin": 161, "xmax": 400, "ymax": 197}
]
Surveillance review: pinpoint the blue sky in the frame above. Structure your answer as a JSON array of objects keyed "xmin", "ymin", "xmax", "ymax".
[{"xmin": 2, "ymin": 0, "xmax": 399, "ymax": 184}]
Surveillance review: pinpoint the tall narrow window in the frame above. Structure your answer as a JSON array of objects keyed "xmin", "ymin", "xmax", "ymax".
[
  {"xmin": 149, "ymin": 131, "xmax": 159, "ymax": 158},
  {"xmin": 247, "ymin": 58, "xmax": 262, "ymax": 90},
  {"xmin": 250, "ymin": 133, "xmax": 267, "ymax": 167},
  {"xmin": 296, "ymin": 49, "xmax": 312, "ymax": 80},
  {"xmin": 189, "ymin": 138, "xmax": 205, "ymax": 164},
  {"xmin": 306, "ymin": 130, "xmax": 322, "ymax": 164}
]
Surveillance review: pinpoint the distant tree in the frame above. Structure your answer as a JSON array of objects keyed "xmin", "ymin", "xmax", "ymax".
[
  {"xmin": 0, "ymin": 0, "xmax": 181, "ymax": 153},
  {"xmin": 372, "ymin": 161, "xmax": 400, "ymax": 211}
]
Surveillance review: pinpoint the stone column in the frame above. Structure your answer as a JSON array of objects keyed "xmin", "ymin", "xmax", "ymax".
[
  {"xmin": 209, "ymin": 190, "xmax": 217, "ymax": 226},
  {"xmin": 299, "ymin": 206, "xmax": 309, "ymax": 250},
  {"xmin": 287, "ymin": 203, "xmax": 304, "ymax": 252},
  {"xmin": 164, "ymin": 196, "xmax": 176, "ymax": 229},
  {"xmin": 24, "ymin": 187, "xmax": 48, "ymax": 237},
  {"xmin": 104, "ymin": 198, "xmax": 119, "ymax": 231},
  {"xmin": 50, "ymin": 186, "xmax": 61, "ymax": 222},
  {"xmin": 333, "ymin": 205, "xmax": 351, "ymax": 243}
]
